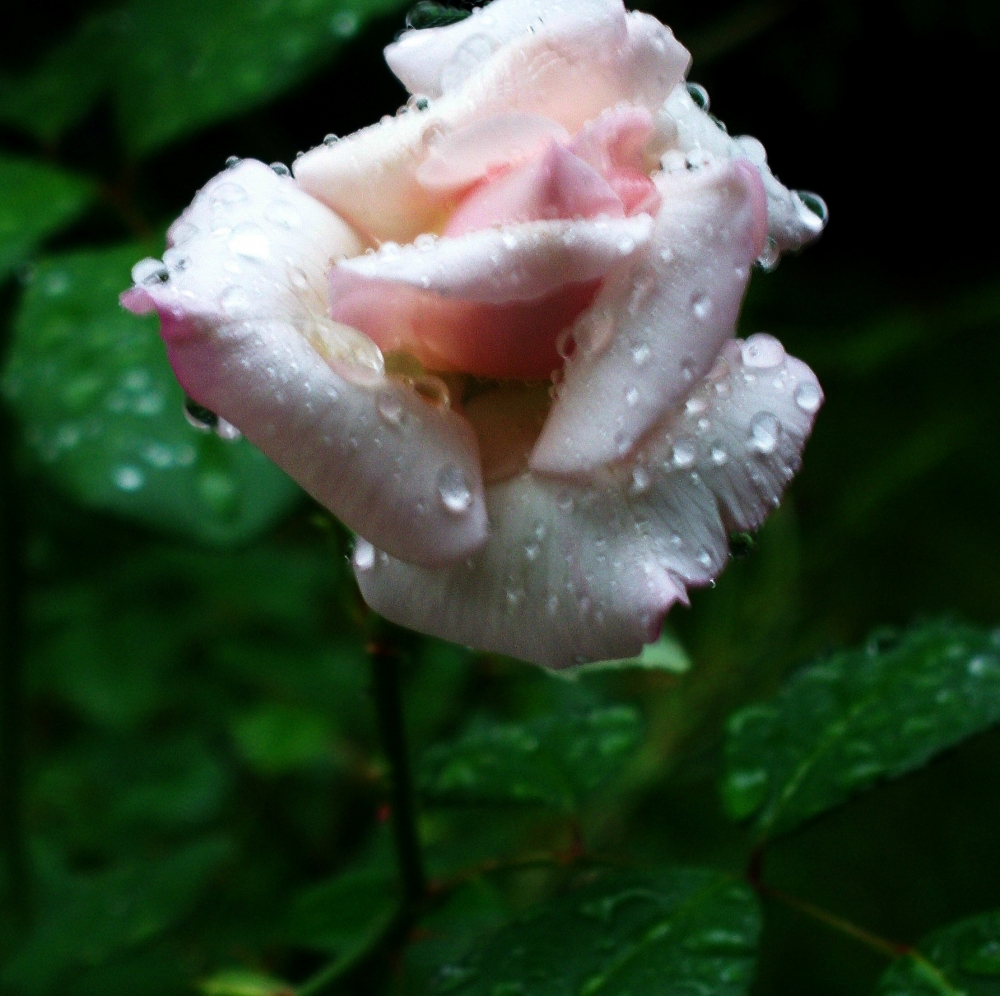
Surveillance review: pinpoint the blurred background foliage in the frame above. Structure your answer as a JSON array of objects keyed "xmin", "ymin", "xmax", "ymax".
[{"xmin": 1, "ymin": 0, "xmax": 999, "ymax": 994}]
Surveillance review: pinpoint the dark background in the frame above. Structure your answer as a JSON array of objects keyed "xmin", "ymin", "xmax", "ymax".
[{"xmin": 1, "ymin": 1, "xmax": 999, "ymax": 994}]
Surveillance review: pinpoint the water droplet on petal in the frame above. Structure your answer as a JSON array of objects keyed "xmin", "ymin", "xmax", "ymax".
[
  {"xmin": 378, "ymin": 395, "xmax": 404, "ymax": 426},
  {"xmin": 269, "ymin": 161, "xmax": 291, "ymax": 177},
  {"xmin": 686, "ymin": 81, "xmax": 710, "ymax": 111},
  {"xmin": 741, "ymin": 333, "xmax": 785, "ymax": 369},
  {"xmin": 556, "ymin": 328, "xmax": 576, "ymax": 360},
  {"xmin": 184, "ymin": 396, "xmax": 219, "ymax": 431},
  {"xmin": 749, "ymin": 412, "xmax": 781, "ymax": 455},
  {"xmin": 413, "ymin": 375, "xmax": 450, "ymax": 409},
  {"xmin": 672, "ymin": 437, "xmax": 696, "ymax": 469},
  {"xmin": 756, "ymin": 236, "xmax": 780, "ymax": 272},
  {"xmin": 221, "ymin": 285, "xmax": 250, "ymax": 316},
  {"xmin": 212, "ymin": 181, "xmax": 248, "ymax": 204},
  {"xmin": 353, "ymin": 538, "xmax": 376, "ymax": 571},
  {"xmin": 794, "ymin": 381, "xmax": 822, "ymax": 413},
  {"xmin": 632, "ymin": 343, "xmax": 650, "ymax": 366},
  {"xmin": 795, "ymin": 190, "xmax": 829, "ymax": 227},
  {"xmin": 406, "ymin": 1, "xmax": 470, "ymax": 30},
  {"xmin": 264, "ymin": 199, "xmax": 302, "ymax": 229},
  {"xmin": 323, "ymin": 133, "xmax": 339, "ymax": 146},
  {"xmin": 214, "ymin": 417, "xmax": 242, "ymax": 442},
  {"xmin": 710, "ymin": 443, "xmax": 728, "ymax": 466},
  {"xmin": 437, "ymin": 464, "xmax": 472, "ymax": 514},
  {"xmin": 691, "ymin": 293, "xmax": 711, "ymax": 321},
  {"xmin": 131, "ymin": 257, "xmax": 169, "ymax": 286},
  {"xmin": 225, "ymin": 155, "xmax": 241, "ymax": 169}
]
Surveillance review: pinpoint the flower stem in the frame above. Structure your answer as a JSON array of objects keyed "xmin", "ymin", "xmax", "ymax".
[{"xmin": 368, "ymin": 630, "xmax": 427, "ymax": 914}]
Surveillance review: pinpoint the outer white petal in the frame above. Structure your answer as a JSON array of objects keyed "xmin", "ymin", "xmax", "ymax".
[
  {"xmin": 355, "ymin": 336, "xmax": 821, "ymax": 668},
  {"xmin": 335, "ymin": 215, "xmax": 652, "ymax": 305},
  {"xmin": 531, "ymin": 160, "xmax": 765, "ymax": 475},
  {"xmin": 385, "ymin": 0, "xmax": 624, "ymax": 99},
  {"xmin": 122, "ymin": 160, "xmax": 487, "ymax": 567},
  {"xmin": 294, "ymin": 5, "xmax": 688, "ymax": 242},
  {"xmin": 658, "ymin": 84, "xmax": 827, "ymax": 255}
]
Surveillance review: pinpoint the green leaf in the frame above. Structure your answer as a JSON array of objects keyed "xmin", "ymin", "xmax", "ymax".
[
  {"xmin": 0, "ymin": 0, "xmax": 411, "ymax": 155},
  {"xmin": 722, "ymin": 621, "xmax": 1000, "ymax": 840},
  {"xmin": 418, "ymin": 705, "xmax": 643, "ymax": 812},
  {"xmin": 876, "ymin": 910, "xmax": 1000, "ymax": 995},
  {"xmin": 1, "ymin": 839, "xmax": 231, "ymax": 995},
  {"xmin": 200, "ymin": 969, "xmax": 295, "ymax": 996},
  {"xmin": 569, "ymin": 632, "xmax": 692, "ymax": 677},
  {"xmin": 2, "ymin": 244, "xmax": 301, "ymax": 545},
  {"xmin": 0, "ymin": 155, "xmax": 94, "ymax": 278},
  {"xmin": 424, "ymin": 867, "xmax": 760, "ymax": 996},
  {"xmin": 230, "ymin": 703, "xmax": 343, "ymax": 776},
  {"xmin": 279, "ymin": 827, "xmax": 398, "ymax": 955}
]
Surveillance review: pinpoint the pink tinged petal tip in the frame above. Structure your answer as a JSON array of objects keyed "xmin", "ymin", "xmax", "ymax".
[
  {"xmin": 530, "ymin": 159, "xmax": 767, "ymax": 476},
  {"xmin": 120, "ymin": 159, "xmax": 487, "ymax": 566}
]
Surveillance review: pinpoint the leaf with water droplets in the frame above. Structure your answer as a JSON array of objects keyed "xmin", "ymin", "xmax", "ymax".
[
  {"xmin": 722, "ymin": 621, "xmax": 1000, "ymax": 840},
  {"xmin": 2, "ymin": 243, "xmax": 300, "ymax": 545},
  {"xmin": 876, "ymin": 910, "xmax": 1000, "ymax": 995},
  {"xmin": 418, "ymin": 705, "xmax": 643, "ymax": 812},
  {"xmin": 0, "ymin": 154, "xmax": 94, "ymax": 278},
  {"xmin": 427, "ymin": 867, "xmax": 760, "ymax": 996}
]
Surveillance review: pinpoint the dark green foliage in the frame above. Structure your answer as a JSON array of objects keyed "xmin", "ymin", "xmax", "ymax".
[
  {"xmin": 2, "ymin": 245, "xmax": 301, "ymax": 544},
  {"xmin": 418, "ymin": 705, "xmax": 643, "ymax": 812},
  {"xmin": 0, "ymin": 0, "xmax": 412, "ymax": 154},
  {"xmin": 877, "ymin": 911, "xmax": 1000, "ymax": 995},
  {"xmin": 722, "ymin": 622, "xmax": 1000, "ymax": 840},
  {"xmin": 0, "ymin": 157, "xmax": 94, "ymax": 278},
  {"xmin": 428, "ymin": 867, "xmax": 761, "ymax": 996}
]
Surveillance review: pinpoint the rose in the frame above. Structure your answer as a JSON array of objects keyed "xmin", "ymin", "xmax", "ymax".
[{"xmin": 122, "ymin": 0, "xmax": 826, "ymax": 667}]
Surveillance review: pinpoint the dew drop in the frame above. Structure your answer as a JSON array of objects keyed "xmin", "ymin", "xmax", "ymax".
[
  {"xmin": 630, "ymin": 466, "xmax": 651, "ymax": 494},
  {"xmin": 756, "ymin": 236, "xmax": 780, "ymax": 272},
  {"xmin": 437, "ymin": 464, "xmax": 472, "ymax": 514},
  {"xmin": 211, "ymin": 181, "xmax": 247, "ymax": 204},
  {"xmin": 220, "ymin": 285, "xmax": 249, "ymax": 316},
  {"xmin": 795, "ymin": 189, "xmax": 829, "ymax": 227},
  {"xmin": 626, "ymin": 387, "xmax": 639, "ymax": 407},
  {"xmin": 691, "ymin": 292, "xmax": 711, "ymax": 321},
  {"xmin": 353, "ymin": 537, "xmax": 376, "ymax": 571},
  {"xmin": 131, "ymin": 257, "xmax": 169, "ymax": 286},
  {"xmin": 710, "ymin": 443, "xmax": 728, "ymax": 466},
  {"xmin": 323, "ymin": 133, "xmax": 339, "ymax": 146},
  {"xmin": 632, "ymin": 343, "xmax": 650, "ymax": 366},
  {"xmin": 686, "ymin": 81, "xmax": 710, "ymax": 111},
  {"xmin": 741, "ymin": 333, "xmax": 785, "ymax": 369},
  {"xmin": 406, "ymin": 1, "xmax": 470, "ymax": 29},
  {"xmin": 269, "ymin": 161, "xmax": 291, "ymax": 177},
  {"xmin": 183, "ymin": 396, "xmax": 219, "ymax": 432},
  {"xmin": 378, "ymin": 395, "xmax": 404, "ymax": 426},
  {"xmin": 748, "ymin": 412, "xmax": 781, "ymax": 455},
  {"xmin": 794, "ymin": 381, "xmax": 822, "ymax": 413},
  {"xmin": 672, "ymin": 438, "xmax": 696, "ymax": 469},
  {"xmin": 225, "ymin": 155, "xmax": 241, "ymax": 169},
  {"xmin": 214, "ymin": 417, "xmax": 242, "ymax": 442},
  {"xmin": 556, "ymin": 327, "xmax": 576, "ymax": 360},
  {"xmin": 413, "ymin": 375, "xmax": 450, "ymax": 409}
]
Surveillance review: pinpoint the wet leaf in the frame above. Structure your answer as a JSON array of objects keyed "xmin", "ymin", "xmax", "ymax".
[
  {"xmin": 876, "ymin": 910, "xmax": 1000, "ymax": 995},
  {"xmin": 722, "ymin": 621, "xmax": 1000, "ymax": 840},
  {"xmin": 2, "ymin": 243, "xmax": 300, "ymax": 545},
  {"xmin": 569, "ymin": 632, "xmax": 692, "ymax": 677},
  {"xmin": 426, "ymin": 867, "xmax": 760, "ymax": 996},
  {"xmin": 0, "ymin": 155, "xmax": 94, "ymax": 278},
  {"xmin": 0, "ymin": 0, "xmax": 411, "ymax": 154},
  {"xmin": 418, "ymin": 705, "xmax": 643, "ymax": 812}
]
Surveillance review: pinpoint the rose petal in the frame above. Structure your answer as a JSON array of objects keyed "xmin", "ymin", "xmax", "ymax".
[
  {"xmin": 531, "ymin": 159, "xmax": 766, "ymax": 475},
  {"xmin": 336, "ymin": 215, "xmax": 651, "ymax": 304},
  {"xmin": 294, "ymin": 3, "xmax": 688, "ymax": 243},
  {"xmin": 121, "ymin": 160, "xmax": 488, "ymax": 566},
  {"xmin": 415, "ymin": 113, "xmax": 571, "ymax": 193},
  {"xmin": 444, "ymin": 142, "xmax": 624, "ymax": 236},
  {"xmin": 386, "ymin": 0, "xmax": 624, "ymax": 99},
  {"xmin": 658, "ymin": 83, "xmax": 827, "ymax": 255},
  {"xmin": 354, "ymin": 336, "xmax": 821, "ymax": 668}
]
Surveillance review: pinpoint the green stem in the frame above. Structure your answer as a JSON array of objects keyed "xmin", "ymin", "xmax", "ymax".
[
  {"xmin": 369, "ymin": 632, "xmax": 427, "ymax": 914},
  {"xmin": 0, "ymin": 403, "xmax": 30, "ymax": 931}
]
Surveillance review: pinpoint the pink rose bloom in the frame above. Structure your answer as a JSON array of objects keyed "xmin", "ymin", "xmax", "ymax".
[{"xmin": 122, "ymin": 0, "xmax": 826, "ymax": 667}]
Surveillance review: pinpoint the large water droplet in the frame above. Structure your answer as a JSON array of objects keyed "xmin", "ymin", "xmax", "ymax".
[
  {"xmin": 211, "ymin": 181, "xmax": 247, "ymax": 205},
  {"xmin": 672, "ymin": 437, "xmax": 696, "ymax": 469},
  {"xmin": 741, "ymin": 333, "xmax": 785, "ymax": 369},
  {"xmin": 748, "ymin": 412, "xmax": 781, "ymax": 455},
  {"xmin": 269, "ymin": 161, "xmax": 291, "ymax": 177},
  {"xmin": 795, "ymin": 189, "xmax": 829, "ymax": 227},
  {"xmin": 131, "ymin": 257, "xmax": 169, "ymax": 286},
  {"xmin": 225, "ymin": 155, "xmax": 241, "ymax": 169},
  {"xmin": 353, "ymin": 537, "xmax": 376, "ymax": 571},
  {"xmin": 437, "ymin": 464, "xmax": 472, "ymax": 514},
  {"xmin": 406, "ymin": 1, "xmax": 471, "ymax": 29},
  {"xmin": 686, "ymin": 81, "xmax": 710, "ymax": 111},
  {"xmin": 413, "ymin": 375, "xmax": 450, "ymax": 409},
  {"xmin": 756, "ymin": 236, "xmax": 780, "ymax": 272},
  {"xmin": 794, "ymin": 381, "xmax": 822, "ymax": 413},
  {"xmin": 184, "ymin": 396, "xmax": 218, "ymax": 432}
]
